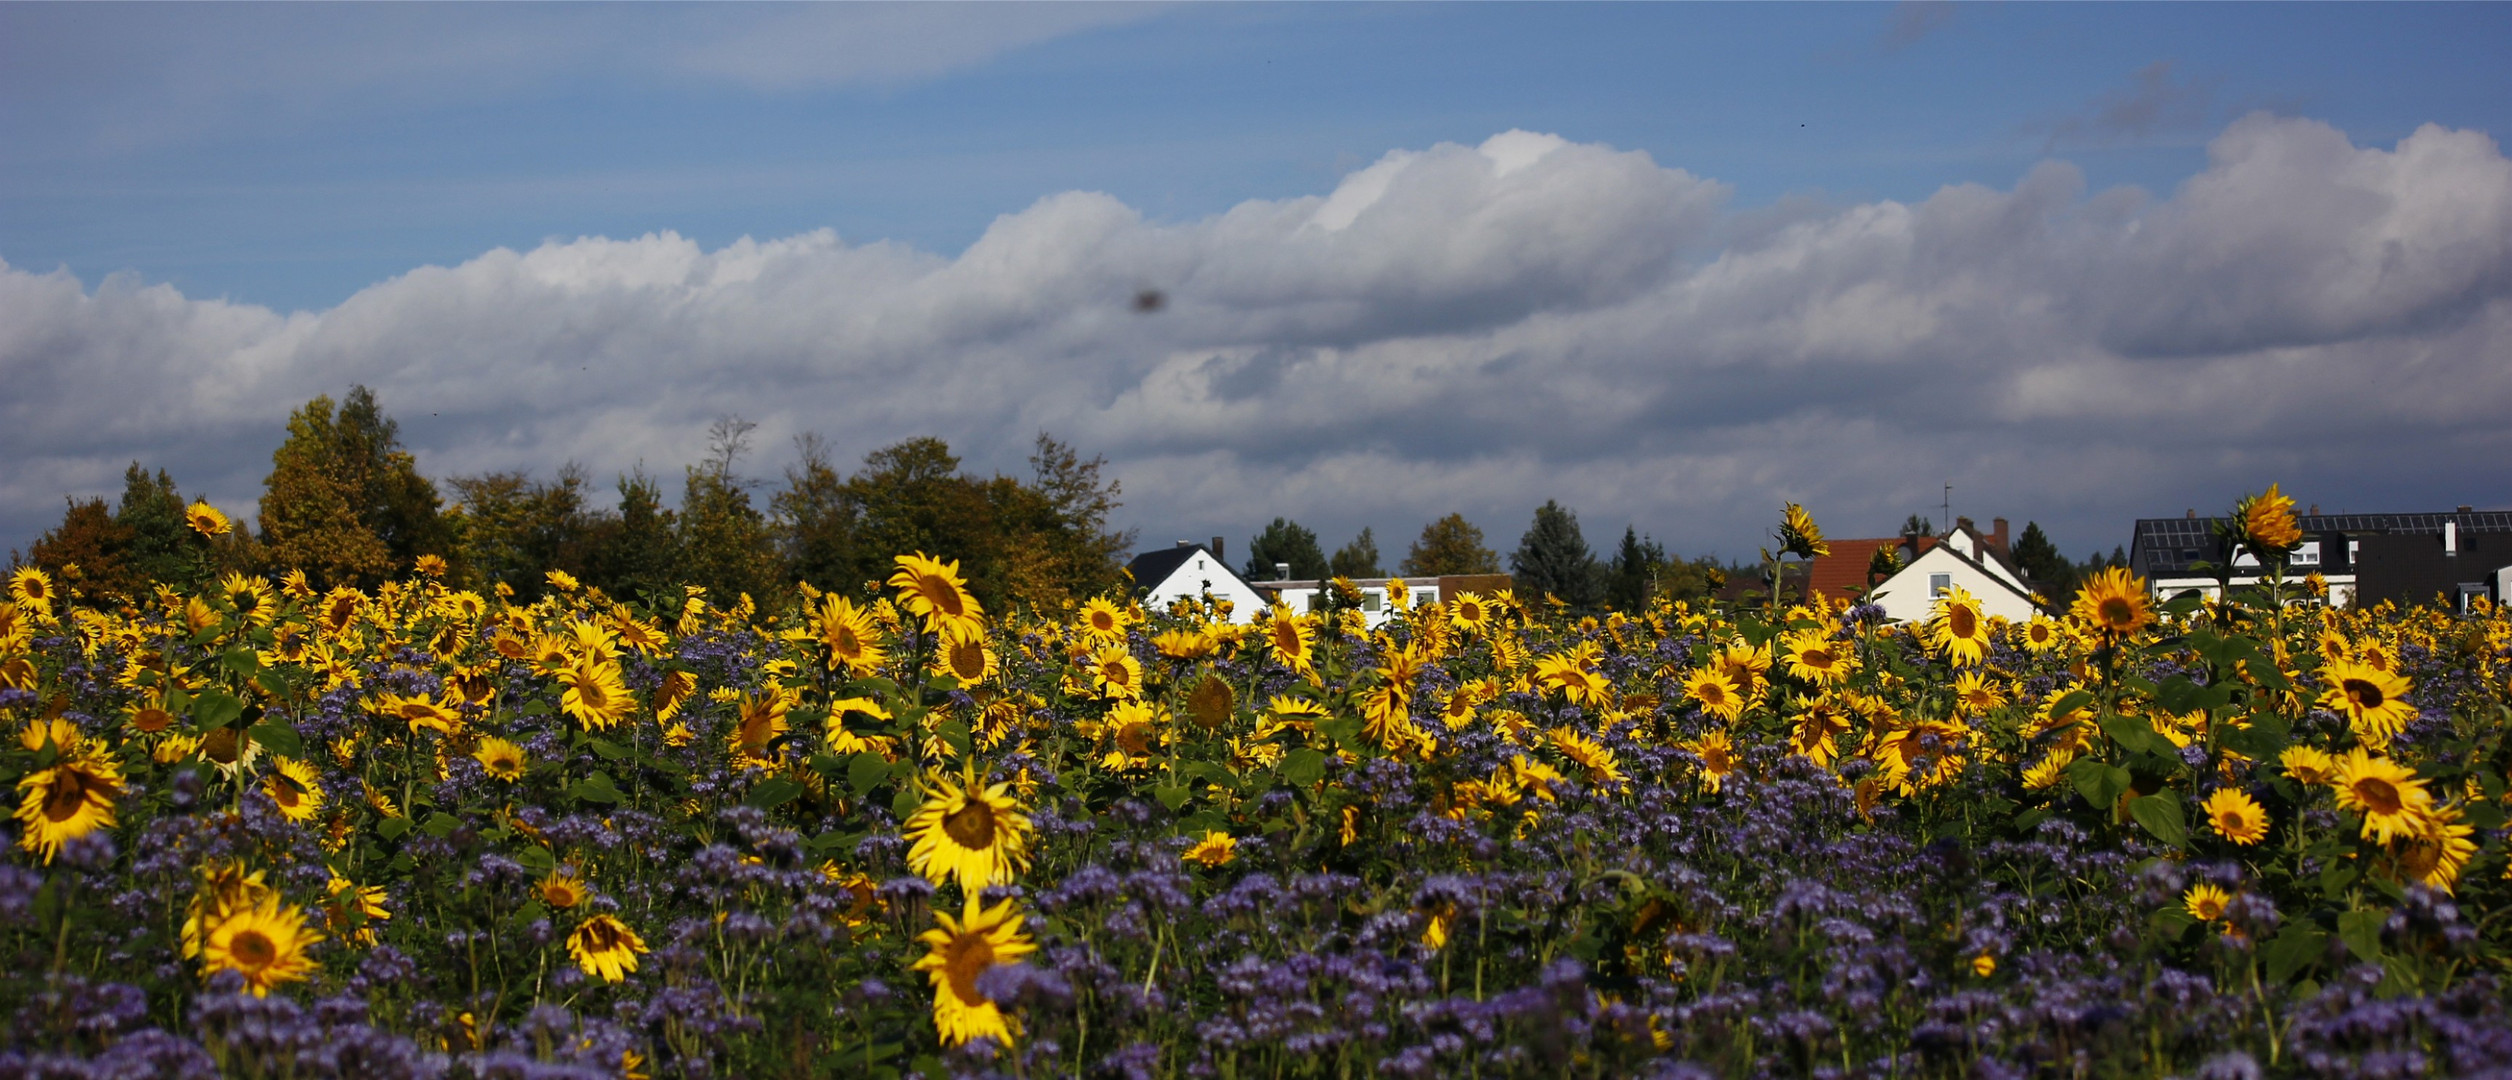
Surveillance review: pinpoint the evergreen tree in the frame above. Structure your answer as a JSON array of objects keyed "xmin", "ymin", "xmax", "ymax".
[
  {"xmin": 1655, "ymin": 554, "xmax": 1728, "ymax": 603},
  {"xmin": 1244, "ymin": 518, "xmax": 1327, "ymax": 582},
  {"xmin": 2009, "ymin": 521, "xmax": 2074, "ymax": 594},
  {"xmin": 259, "ymin": 387, "xmax": 452, "ymax": 588},
  {"xmin": 115, "ymin": 465, "xmax": 204, "ymax": 588},
  {"xmin": 1605, "ymin": 526, "xmax": 1667, "ymax": 612},
  {"xmin": 1512, "ymin": 501, "xmax": 1601, "ymax": 609},
  {"xmin": 1900, "ymin": 514, "xmax": 1935, "ymax": 539},
  {"xmin": 677, "ymin": 417, "xmax": 779, "ymax": 604},
  {"xmin": 1329, "ymin": 527, "xmax": 1384, "ymax": 579},
  {"xmin": 584, "ymin": 469, "xmax": 682, "ymax": 604},
  {"xmin": 1401, "ymin": 513, "xmax": 1500, "ymax": 577}
]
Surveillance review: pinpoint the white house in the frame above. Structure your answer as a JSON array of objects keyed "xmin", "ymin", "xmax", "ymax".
[
  {"xmin": 1258, "ymin": 577, "xmax": 1446, "ymax": 630},
  {"xmin": 1126, "ymin": 541, "xmax": 1270, "ymax": 624},
  {"xmin": 1862, "ymin": 521, "xmax": 2044, "ymax": 625}
]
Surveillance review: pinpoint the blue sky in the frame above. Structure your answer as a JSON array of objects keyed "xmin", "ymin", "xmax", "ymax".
[{"xmin": 5, "ymin": 2, "xmax": 2511, "ymax": 565}]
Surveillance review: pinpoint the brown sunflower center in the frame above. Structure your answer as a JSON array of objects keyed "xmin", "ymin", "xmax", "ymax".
[
  {"xmin": 1090, "ymin": 612, "xmax": 1117, "ymax": 632},
  {"xmin": 949, "ymin": 640, "xmax": 987, "ymax": 680},
  {"xmin": 228, "ymin": 929, "xmax": 277, "ymax": 970},
  {"xmin": 1802, "ymin": 648, "xmax": 1834, "ymax": 668},
  {"xmin": 1701, "ymin": 746, "xmax": 1733, "ymax": 772},
  {"xmin": 1100, "ymin": 660, "xmax": 1130, "ymax": 686},
  {"xmin": 581, "ymin": 920, "xmax": 623, "ymax": 952},
  {"xmin": 917, "ymin": 574, "xmax": 965, "ymax": 618},
  {"xmin": 1114, "ymin": 722, "xmax": 1155, "ymax": 757},
  {"xmin": 943, "ymin": 933, "xmax": 995, "ymax": 1005},
  {"xmin": 1272, "ymin": 624, "xmax": 1301, "ymax": 655},
  {"xmin": 2343, "ymin": 678, "xmax": 2384, "ymax": 710},
  {"xmin": 42, "ymin": 771, "xmax": 93, "ymax": 822},
  {"xmin": 2352, "ymin": 776, "xmax": 2402, "ymax": 815},
  {"xmin": 1949, "ymin": 606, "xmax": 1977, "ymax": 638},
  {"xmin": 943, "ymin": 800, "xmax": 998, "ymax": 849},
  {"xmin": 269, "ymin": 777, "xmax": 302, "ymax": 808},
  {"xmin": 833, "ymin": 626, "xmax": 862, "ymax": 656}
]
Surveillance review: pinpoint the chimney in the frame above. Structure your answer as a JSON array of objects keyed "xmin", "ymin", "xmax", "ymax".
[
  {"xmin": 2308, "ymin": 504, "xmax": 2319, "ymax": 516},
  {"xmin": 2458, "ymin": 505, "xmax": 2474, "ymax": 514},
  {"xmin": 1275, "ymin": 562, "xmax": 1291, "ymax": 581},
  {"xmin": 2186, "ymin": 509, "xmax": 2197, "ymax": 519},
  {"xmin": 1991, "ymin": 517, "xmax": 2009, "ymax": 550},
  {"xmin": 1176, "ymin": 539, "xmax": 1192, "ymax": 548},
  {"xmin": 1212, "ymin": 536, "xmax": 1225, "ymax": 561}
]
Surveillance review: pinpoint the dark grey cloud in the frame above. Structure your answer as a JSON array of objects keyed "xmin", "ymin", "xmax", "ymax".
[
  {"xmin": 5, "ymin": 118, "xmax": 2509, "ymax": 565},
  {"xmin": 2040, "ymin": 60, "xmax": 2221, "ymax": 150},
  {"xmin": 1881, "ymin": 1, "xmax": 1957, "ymax": 52}
]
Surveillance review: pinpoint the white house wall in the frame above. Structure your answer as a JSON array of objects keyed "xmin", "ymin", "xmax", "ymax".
[
  {"xmin": 1865, "ymin": 547, "xmax": 2039, "ymax": 625},
  {"xmin": 1145, "ymin": 552, "xmax": 1269, "ymax": 624}
]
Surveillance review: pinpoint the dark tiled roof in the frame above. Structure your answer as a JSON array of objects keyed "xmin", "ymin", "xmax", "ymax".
[
  {"xmin": 2130, "ymin": 510, "xmax": 2512, "ymax": 578},
  {"xmin": 1125, "ymin": 545, "xmax": 1210, "ymax": 590}
]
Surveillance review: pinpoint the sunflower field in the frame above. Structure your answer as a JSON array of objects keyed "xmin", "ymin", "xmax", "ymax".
[{"xmin": 2, "ymin": 496, "xmax": 2510, "ymax": 1079}]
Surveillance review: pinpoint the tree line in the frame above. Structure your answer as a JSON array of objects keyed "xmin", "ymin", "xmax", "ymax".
[
  {"xmin": 13, "ymin": 386, "xmax": 1136, "ymax": 614},
  {"xmin": 1239, "ymin": 500, "xmax": 1731, "ymax": 611}
]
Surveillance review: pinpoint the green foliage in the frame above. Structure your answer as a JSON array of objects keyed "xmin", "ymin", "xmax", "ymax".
[
  {"xmin": 1328, "ymin": 526, "xmax": 1383, "ymax": 579},
  {"xmin": 448, "ymin": 465, "xmax": 595, "ymax": 602},
  {"xmin": 1605, "ymin": 526, "xmax": 1666, "ymax": 612},
  {"xmin": 258, "ymin": 386, "xmax": 454, "ymax": 589},
  {"xmin": 1400, "ymin": 512, "xmax": 1499, "ymax": 576},
  {"xmin": 2011, "ymin": 520, "xmax": 2074, "ymax": 597},
  {"xmin": 1511, "ymin": 499, "xmax": 1600, "ymax": 608},
  {"xmin": 1244, "ymin": 517, "xmax": 1328, "ymax": 582},
  {"xmin": 15, "ymin": 497, "xmax": 139, "ymax": 601},
  {"xmin": 582, "ymin": 469, "xmax": 683, "ymax": 603},
  {"xmin": 677, "ymin": 417, "xmax": 780, "ymax": 604}
]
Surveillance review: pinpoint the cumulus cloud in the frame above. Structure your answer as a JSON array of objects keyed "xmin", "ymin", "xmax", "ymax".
[{"xmin": 5, "ymin": 117, "xmax": 2510, "ymax": 562}]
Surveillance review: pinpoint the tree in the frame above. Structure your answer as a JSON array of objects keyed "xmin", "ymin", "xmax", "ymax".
[
  {"xmin": 1244, "ymin": 518, "xmax": 1327, "ymax": 582},
  {"xmin": 1014, "ymin": 432, "xmax": 1135, "ymax": 605},
  {"xmin": 2009, "ymin": 521, "xmax": 2074, "ymax": 596},
  {"xmin": 843, "ymin": 436, "xmax": 1000, "ymax": 603},
  {"xmin": 1401, "ymin": 513, "xmax": 1500, "ymax": 577},
  {"xmin": 1329, "ymin": 527, "xmax": 1384, "ymax": 579},
  {"xmin": 1900, "ymin": 514, "xmax": 1935, "ymax": 539},
  {"xmin": 677, "ymin": 417, "xmax": 779, "ymax": 604},
  {"xmin": 16, "ymin": 497, "xmax": 140, "ymax": 603},
  {"xmin": 449, "ymin": 465, "xmax": 593, "ymax": 601},
  {"xmin": 1655, "ymin": 554, "xmax": 1727, "ymax": 604},
  {"xmin": 259, "ymin": 387, "xmax": 453, "ymax": 588},
  {"xmin": 115, "ymin": 465, "xmax": 207, "ymax": 589},
  {"xmin": 1605, "ymin": 526, "xmax": 1667, "ymax": 612},
  {"xmin": 1512, "ymin": 501, "xmax": 1601, "ymax": 609},
  {"xmin": 583, "ymin": 469, "xmax": 682, "ymax": 604},
  {"xmin": 773, "ymin": 434, "xmax": 857, "ymax": 596}
]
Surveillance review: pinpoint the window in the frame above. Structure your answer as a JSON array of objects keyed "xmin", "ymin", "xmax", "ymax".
[
  {"xmin": 1929, "ymin": 573, "xmax": 1951, "ymax": 596},
  {"xmin": 2291, "ymin": 541, "xmax": 2321, "ymax": 567},
  {"xmin": 1413, "ymin": 589, "xmax": 1439, "ymax": 607},
  {"xmin": 1362, "ymin": 591, "xmax": 1383, "ymax": 613}
]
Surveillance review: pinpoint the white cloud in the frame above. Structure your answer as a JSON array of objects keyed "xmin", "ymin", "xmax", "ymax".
[{"xmin": 5, "ymin": 115, "xmax": 2509, "ymax": 563}]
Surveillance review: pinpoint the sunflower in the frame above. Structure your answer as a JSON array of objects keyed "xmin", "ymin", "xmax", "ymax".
[
  {"xmin": 1262, "ymin": 606, "xmax": 1316, "ymax": 677},
  {"xmin": 2279, "ymin": 745, "xmax": 2338, "ymax": 786},
  {"xmin": 1778, "ymin": 502, "xmax": 1829, "ymax": 560},
  {"xmin": 7, "ymin": 567, "xmax": 55, "ymax": 617},
  {"xmin": 2316, "ymin": 660, "xmax": 2415, "ymax": 748},
  {"xmin": 2069, "ymin": 568, "xmax": 2154, "ymax": 642},
  {"xmin": 1790, "ymin": 697, "xmax": 1851, "ymax": 767},
  {"xmin": 934, "ymin": 626, "xmax": 997, "ymax": 685},
  {"xmin": 904, "ymin": 772, "xmax": 1034, "ymax": 892},
  {"xmin": 1181, "ymin": 830, "xmax": 1238, "ymax": 868},
  {"xmin": 1686, "ymin": 730, "xmax": 1738, "ymax": 793},
  {"xmin": 2235, "ymin": 483, "xmax": 2304, "ymax": 554},
  {"xmin": 2021, "ymin": 751, "xmax": 2074, "ymax": 790},
  {"xmin": 558, "ymin": 659, "xmax": 634, "ymax": 731},
  {"xmin": 1089, "ymin": 647, "xmax": 1143, "ymax": 701},
  {"xmin": 324, "ymin": 874, "xmax": 391, "ymax": 945},
  {"xmin": 14, "ymin": 742, "xmax": 121, "ymax": 863},
  {"xmin": 1549, "ymin": 728, "xmax": 1626, "ymax": 785},
  {"xmin": 1447, "ymin": 592, "xmax": 1492, "ymax": 633},
  {"xmin": 2201, "ymin": 787, "xmax": 2271, "ymax": 845},
  {"xmin": 185, "ymin": 500, "xmax": 232, "ymax": 537},
  {"xmin": 1151, "ymin": 629, "xmax": 1216, "ymax": 661},
  {"xmin": 537, "ymin": 867, "xmax": 590, "ymax": 910},
  {"xmin": 474, "ymin": 737, "xmax": 528, "ymax": 782},
  {"xmin": 1713, "ymin": 641, "xmax": 1772, "ymax": 696},
  {"xmin": 1781, "ymin": 631, "xmax": 1856, "ymax": 687},
  {"xmin": 1927, "ymin": 587, "xmax": 1992, "ymax": 666},
  {"xmin": 1684, "ymin": 669, "xmax": 1745, "ymax": 723},
  {"xmin": 2391, "ymin": 808, "xmax": 2478, "ymax": 892},
  {"xmin": 813, "ymin": 595, "xmax": 888, "ymax": 677},
  {"xmin": 317, "ymin": 587, "xmax": 365, "ymax": 635},
  {"xmin": 567, "ymin": 914, "xmax": 648, "ymax": 984},
  {"xmin": 2331, "ymin": 749, "xmax": 2437, "ymax": 844},
  {"xmin": 727, "ymin": 691, "xmax": 791, "ymax": 759},
  {"xmin": 1097, "ymin": 700, "xmax": 1168, "ymax": 769},
  {"xmin": 913, "ymin": 895, "xmax": 1038, "ymax": 1047},
  {"xmin": 890, "ymin": 553, "xmax": 985, "ymax": 634},
  {"xmin": 1533, "ymin": 652, "xmax": 1609, "ymax": 707},
  {"xmin": 1077, "ymin": 597, "xmax": 1132, "ymax": 642},
  {"xmin": 261, "ymin": 758, "xmax": 326, "ymax": 823},
  {"xmin": 2182, "ymin": 883, "xmax": 2231, "ymax": 924},
  {"xmin": 1950, "ymin": 670, "xmax": 2006, "ymax": 716},
  {"xmin": 201, "ymin": 895, "xmax": 322, "ymax": 995},
  {"xmin": 2018, "ymin": 617, "xmax": 2064, "ymax": 654}
]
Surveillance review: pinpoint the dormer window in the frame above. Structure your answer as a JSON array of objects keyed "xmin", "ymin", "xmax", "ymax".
[{"xmin": 1930, "ymin": 573, "xmax": 1951, "ymax": 596}]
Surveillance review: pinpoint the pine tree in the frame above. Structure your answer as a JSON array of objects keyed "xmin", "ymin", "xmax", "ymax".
[
  {"xmin": 1401, "ymin": 513, "xmax": 1500, "ymax": 577},
  {"xmin": 1606, "ymin": 526, "xmax": 1667, "ymax": 612},
  {"xmin": 1329, "ymin": 527, "xmax": 1384, "ymax": 579},
  {"xmin": 115, "ymin": 465, "xmax": 204, "ymax": 589},
  {"xmin": 1244, "ymin": 518, "xmax": 1327, "ymax": 582},
  {"xmin": 773, "ymin": 434, "xmax": 857, "ymax": 596},
  {"xmin": 2009, "ymin": 521, "xmax": 2074, "ymax": 595},
  {"xmin": 1512, "ymin": 501, "xmax": 1601, "ymax": 608}
]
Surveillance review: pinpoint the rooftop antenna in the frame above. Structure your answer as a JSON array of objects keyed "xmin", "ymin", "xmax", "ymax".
[{"xmin": 1942, "ymin": 483, "xmax": 1952, "ymax": 531}]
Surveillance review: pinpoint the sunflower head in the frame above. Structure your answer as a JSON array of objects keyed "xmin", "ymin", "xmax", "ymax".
[
  {"xmin": 1778, "ymin": 503, "xmax": 1829, "ymax": 560},
  {"xmin": 474, "ymin": 737, "xmax": 528, "ymax": 782},
  {"xmin": 905, "ymin": 772, "xmax": 1034, "ymax": 892},
  {"xmin": 890, "ymin": 553, "xmax": 984, "ymax": 634},
  {"xmin": 2231, "ymin": 483, "xmax": 2304, "ymax": 555},
  {"xmin": 568, "ymin": 914, "xmax": 647, "ymax": 984},
  {"xmin": 912, "ymin": 895, "xmax": 1038, "ymax": 1047},
  {"xmin": 2068, "ymin": 568, "xmax": 2154, "ymax": 642},
  {"xmin": 2201, "ymin": 787, "xmax": 2271, "ymax": 845},
  {"xmin": 201, "ymin": 895, "xmax": 323, "ymax": 995},
  {"xmin": 185, "ymin": 501, "xmax": 232, "ymax": 538}
]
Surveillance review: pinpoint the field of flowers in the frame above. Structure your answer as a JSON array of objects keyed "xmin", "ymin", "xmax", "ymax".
[{"xmin": 1, "ymin": 495, "xmax": 2508, "ymax": 1079}]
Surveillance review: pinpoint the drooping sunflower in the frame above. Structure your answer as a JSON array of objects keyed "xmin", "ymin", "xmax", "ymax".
[
  {"xmin": 1950, "ymin": 670, "xmax": 2006, "ymax": 717},
  {"xmin": 811, "ymin": 594, "xmax": 888, "ymax": 677},
  {"xmin": 2316, "ymin": 660, "xmax": 2415, "ymax": 747},
  {"xmin": 1181, "ymin": 831, "xmax": 1237, "ymax": 868},
  {"xmin": 1790, "ymin": 697, "xmax": 1851, "ymax": 767},
  {"xmin": 1151, "ymin": 628, "xmax": 1216, "ymax": 661},
  {"xmin": 1684, "ymin": 669, "xmax": 1745, "ymax": 723},
  {"xmin": 473, "ymin": 737, "xmax": 528, "ymax": 782},
  {"xmin": 2234, "ymin": 482, "xmax": 2304, "ymax": 555},
  {"xmin": 2201, "ymin": 787, "xmax": 2271, "ymax": 845},
  {"xmin": 1533, "ymin": 651, "xmax": 1609, "ymax": 707},
  {"xmin": 1089, "ymin": 647, "xmax": 1143, "ymax": 701},
  {"xmin": 1548, "ymin": 728, "xmax": 1626, "ymax": 786},
  {"xmin": 185, "ymin": 500, "xmax": 232, "ymax": 537},
  {"xmin": 261, "ymin": 758, "xmax": 326, "ymax": 823},
  {"xmin": 2331, "ymin": 748, "xmax": 2436, "ymax": 844},
  {"xmin": 202, "ymin": 895, "xmax": 322, "ymax": 996},
  {"xmin": 890, "ymin": 553, "xmax": 985, "ymax": 634},
  {"xmin": 913, "ymin": 895, "xmax": 1038, "ymax": 1047},
  {"xmin": 2069, "ymin": 568, "xmax": 2154, "ymax": 642},
  {"xmin": 1781, "ymin": 631, "xmax": 1856, "ymax": 687},
  {"xmin": 2279, "ymin": 745, "xmax": 2338, "ymax": 786},
  {"xmin": 2182, "ymin": 883, "xmax": 2231, "ymax": 924},
  {"xmin": 567, "ymin": 914, "xmax": 648, "ymax": 984},
  {"xmin": 14, "ymin": 740, "xmax": 122, "ymax": 863},
  {"xmin": 1778, "ymin": 502, "xmax": 1830, "ymax": 560},
  {"xmin": 904, "ymin": 772, "xmax": 1034, "ymax": 892},
  {"xmin": 727, "ymin": 691, "xmax": 791, "ymax": 759},
  {"xmin": 1927, "ymin": 587, "xmax": 1992, "ymax": 667},
  {"xmin": 558, "ymin": 659, "xmax": 634, "ymax": 731}
]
